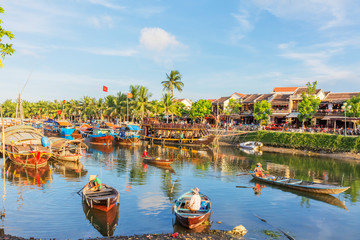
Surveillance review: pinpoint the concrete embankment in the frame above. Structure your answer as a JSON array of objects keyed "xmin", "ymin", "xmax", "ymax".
[{"xmin": 218, "ymin": 130, "xmax": 360, "ymax": 161}]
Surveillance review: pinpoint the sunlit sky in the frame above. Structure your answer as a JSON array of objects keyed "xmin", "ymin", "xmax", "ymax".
[{"xmin": 1, "ymin": 0, "xmax": 360, "ymax": 103}]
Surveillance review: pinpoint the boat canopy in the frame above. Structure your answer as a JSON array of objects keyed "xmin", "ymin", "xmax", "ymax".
[
  {"xmin": 127, "ymin": 125, "xmax": 142, "ymax": 131},
  {"xmin": 2, "ymin": 125, "xmax": 44, "ymax": 145}
]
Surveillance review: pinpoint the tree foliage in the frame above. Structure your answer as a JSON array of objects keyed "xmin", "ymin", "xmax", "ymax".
[
  {"xmin": 161, "ymin": 70, "xmax": 183, "ymax": 96},
  {"xmin": 346, "ymin": 93, "xmax": 360, "ymax": 117},
  {"xmin": 0, "ymin": 6, "xmax": 15, "ymax": 68},
  {"xmin": 225, "ymin": 98, "xmax": 242, "ymax": 115},
  {"xmin": 189, "ymin": 99, "xmax": 212, "ymax": 122},
  {"xmin": 298, "ymin": 81, "xmax": 321, "ymax": 127},
  {"xmin": 253, "ymin": 100, "xmax": 272, "ymax": 126}
]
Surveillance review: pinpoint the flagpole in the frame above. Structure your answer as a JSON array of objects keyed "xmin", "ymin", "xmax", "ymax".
[{"xmin": 127, "ymin": 96, "xmax": 129, "ymax": 123}]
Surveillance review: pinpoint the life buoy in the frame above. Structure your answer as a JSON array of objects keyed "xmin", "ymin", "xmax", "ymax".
[
  {"xmin": 189, "ymin": 139, "xmax": 193, "ymax": 143},
  {"xmin": 179, "ymin": 139, "xmax": 183, "ymax": 144}
]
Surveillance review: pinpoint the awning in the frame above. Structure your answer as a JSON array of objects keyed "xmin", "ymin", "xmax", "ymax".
[
  {"xmin": 286, "ymin": 112, "xmax": 300, "ymax": 118},
  {"xmin": 128, "ymin": 125, "xmax": 142, "ymax": 131}
]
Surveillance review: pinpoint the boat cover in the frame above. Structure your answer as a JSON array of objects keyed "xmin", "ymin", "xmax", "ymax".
[{"xmin": 127, "ymin": 125, "xmax": 142, "ymax": 131}]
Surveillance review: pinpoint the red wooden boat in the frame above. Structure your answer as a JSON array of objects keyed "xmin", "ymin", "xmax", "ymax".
[
  {"xmin": 82, "ymin": 183, "xmax": 119, "ymax": 212},
  {"xmin": 174, "ymin": 191, "xmax": 211, "ymax": 229},
  {"xmin": 2, "ymin": 125, "xmax": 51, "ymax": 168},
  {"xmin": 79, "ymin": 124, "xmax": 114, "ymax": 146},
  {"xmin": 143, "ymin": 157, "xmax": 175, "ymax": 165}
]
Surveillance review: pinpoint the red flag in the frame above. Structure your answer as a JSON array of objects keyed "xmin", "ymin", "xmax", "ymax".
[
  {"xmin": 103, "ymin": 85, "xmax": 108, "ymax": 92},
  {"xmin": 63, "ymin": 100, "xmax": 66, "ymax": 104},
  {"xmin": 127, "ymin": 92, "xmax": 133, "ymax": 98},
  {"xmin": 57, "ymin": 110, "xmax": 61, "ymax": 115}
]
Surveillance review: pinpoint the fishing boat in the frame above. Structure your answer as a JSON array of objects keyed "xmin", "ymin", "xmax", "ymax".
[
  {"xmin": 114, "ymin": 124, "xmax": 142, "ymax": 146},
  {"xmin": 43, "ymin": 119, "xmax": 76, "ymax": 138},
  {"xmin": 173, "ymin": 190, "xmax": 211, "ymax": 229},
  {"xmin": 141, "ymin": 123, "xmax": 215, "ymax": 147},
  {"xmin": 1, "ymin": 125, "xmax": 52, "ymax": 168},
  {"xmin": 79, "ymin": 123, "xmax": 115, "ymax": 146},
  {"xmin": 49, "ymin": 137, "xmax": 88, "ymax": 162},
  {"xmin": 82, "ymin": 183, "xmax": 119, "ymax": 212},
  {"xmin": 251, "ymin": 174, "xmax": 350, "ymax": 194},
  {"xmin": 143, "ymin": 157, "xmax": 175, "ymax": 165},
  {"xmin": 239, "ymin": 141, "xmax": 263, "ymax": 151},
  {"xmin": 82, "ymin": 201, "xmax": 119, "ymax": 237}
]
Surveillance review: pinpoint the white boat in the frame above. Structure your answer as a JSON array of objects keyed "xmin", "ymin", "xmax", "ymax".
[{"xmin": 239, "ymin": 141, "xmax": 263, "ymax": 151}]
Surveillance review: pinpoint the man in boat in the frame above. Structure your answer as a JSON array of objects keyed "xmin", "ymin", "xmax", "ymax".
[
  {"xmin": 187, "ymin": 187, "xmax": 201, "ymax": 211},
  {"xmin": 254, "ymin": 163, "xmax": 266, "ymax": 177},
  {"xmin": 142, "ymin": 149, "xmax": 150, "ymax": 158},
  {"xmin": 88, "ymin": 175, "xmax": 102, "ymax": 191}
]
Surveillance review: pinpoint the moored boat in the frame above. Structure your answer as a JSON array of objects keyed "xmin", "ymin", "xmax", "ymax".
[
  {"xmin": 1, "ymin": 125, "xmax": 52, "ymax": 168},
  {"xmin": 143, "ymin": 157, "xmax": 175, "ymax": 165},
  {"xmin": 79, "ymin": 123, "xmax": 115, "ymax": 146},
  {"xmin": 114, "ymin": 124, "xmax": 142, "ymax": 146},
  {"xmin": 173, "ymin": 190, "xmax": 211, "ymax": 229},
  {"xmin": 49, "ymin": 137, "xmax": 88, "ymax": 162},
  {"xmin": 141, "ymin": 123, "xmax": 215, "ymax": 147},
  {"xmin": 82, "ymin": 183, "xmax": 119, "ymax": 212},
  {"xmin": 239, "ymin": 141, "xmax": 263, "ymax": 151},
  {"xmin": 251, "ymin": 174, "xmax": 350, "ymax": 194}
]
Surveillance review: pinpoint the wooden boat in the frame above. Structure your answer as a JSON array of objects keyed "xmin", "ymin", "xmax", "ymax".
[
  {"xmin": 49, "ymin": 137, "xmax": 88, "ymax": 162},
  {"xmin": 82, "ymin": 183, "xmax": 119, "ymax": 212},
  {"xmin": 114, "ymin": 124, "xmax": 142, "ymax": 146},
  {"xmin": 43, "ymin": 119, "xmax": 76, "ymax": 137},
  {"xmin": 79, "ymin": 123, "xmax": 115, "ymax": 146},
  {"xmin": 143, "ymin": 157, "xmax": 175, "ymax": 165},
  {"xmin": 144, "ymin": 162, "xmax": 175, "ymax": 173},
  {"xmin": 1, "ymin": 125, "xmax": 52, "ymax": 168},
  {"xmin": 82, "ymin": 200, "xmax": 119, "ymax": 237},
  {"xmin": 251, "ymin": 174, "xmax": 350, "ymax": 194},
  {"xmin": 239, "ymin": 141, "xmax": 263, "ymax": 150},
  {"xmin": 141, "ymin": 123, "xmax": 215, "ymax": 147},
  {"xmin": 173, "ymin": 191, "xmax": 211, "ymax": 229}
]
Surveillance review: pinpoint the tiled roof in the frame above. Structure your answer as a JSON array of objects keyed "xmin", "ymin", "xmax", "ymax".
[
  {"xmin": 323, "ymin": 92, "xmax": 360, "ymax": 103},
  {"xmin": 213, "ymin": 97, "xmax": 230, "ymax": 104},
  {"xmin": 294, "ymin": 87, "xmax": 321, "ymax": 95},
  {"xmin": 233, "ymin": 92, "xmax": 246, "ymax": 98},
  {"xmin": 272, "ymin": 87, "xmax": 298, "ymax": 93},
  {"xmin": 242, "ymin": 94, "xmax": 262, "ymax": 103},
  {"xmin": 256, "ymin": 94, "xmax": 275, "ymax": 102},
  {"xmin": 271, "ymin": 94, "xmax": 290, "ymax": 105}
]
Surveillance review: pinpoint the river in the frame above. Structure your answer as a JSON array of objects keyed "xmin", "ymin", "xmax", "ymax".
[{"xmin": 1, "ymin": 143, "xmax": 359, "ymax": 239}]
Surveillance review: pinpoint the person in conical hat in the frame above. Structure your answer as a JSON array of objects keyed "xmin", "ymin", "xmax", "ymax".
[
  {"xmin": 187, "ymin": 187, "xmax": 201, "ymax": 211},
  {"xmin": 88, "ymin": 175, "xmax": 102, "ymax": 191},
  {"xmin": 254, "ymin": 163, "xmax": 265, "ymax": 177}
]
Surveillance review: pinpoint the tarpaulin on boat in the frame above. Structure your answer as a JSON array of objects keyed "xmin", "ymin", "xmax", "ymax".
[{"xmin": 127, "ymin": 125, "xmax": 142, "ymax": 131}]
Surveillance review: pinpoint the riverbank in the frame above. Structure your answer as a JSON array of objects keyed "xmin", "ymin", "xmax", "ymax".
[
  {"xmin": 219, "ymin": 130, "xmax": 360, "ymax": 162},
  {"xmin": 2, "ymin": 230, "xmax": 244, "ymax": 240}
]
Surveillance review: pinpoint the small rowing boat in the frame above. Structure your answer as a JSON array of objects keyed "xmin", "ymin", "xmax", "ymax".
[
  {"xmin": 251, "ymin": 174, "xmax": 350, "ymax": 195},
  {"xmin": 173, "ymin": 191, "xmax": 211, "ymax": 229},
  {"xmin": 82, "ymin": 184, "xmax": 119, "ymax": 212},
  {"xmin": 143, "ymin": 157, "xmax": 175, "ymax": 165},
  {"xmin": 239, "ymin": 141, "xmax": 263, "ymax": 151}
]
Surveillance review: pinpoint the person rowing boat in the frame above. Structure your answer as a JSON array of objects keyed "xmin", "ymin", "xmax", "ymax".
[{"xmin": 254, "ymin": 163, "xmax": 266, "ymax": 177}]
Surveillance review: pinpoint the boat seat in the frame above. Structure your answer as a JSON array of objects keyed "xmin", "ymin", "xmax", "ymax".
[
  {"xmin": 288, "ymin": 181, "xmax": 302, "ymax": 184},
  {"xmin": 178, "ymin": 209, "xmax": 208, "ymax": 214},
  {"xmin": 275, "ymin": 179, "xmax": 288, "ymax": 182}
]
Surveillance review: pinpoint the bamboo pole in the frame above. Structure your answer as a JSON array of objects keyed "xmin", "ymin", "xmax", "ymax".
[{"xmin": 1, "ymin": 106, "xmax": 5, "ymax": 166}]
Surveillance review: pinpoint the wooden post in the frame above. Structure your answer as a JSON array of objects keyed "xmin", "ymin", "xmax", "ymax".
[{"xmin": 1, "ymin": 107, "xmax": 5, "ymax": 166}]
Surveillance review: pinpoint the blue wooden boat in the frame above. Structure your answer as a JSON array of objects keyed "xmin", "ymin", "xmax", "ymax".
[
  {"xmin": 251, "ymin": 174, "xmax": 350, "ymax": 194},
  {"xmin": 43, "ymin": 119, "xmax": 75, "ymax": 137},
  {"xmin": 173, "ymin": 191, "xmax": 211, "ymax": 229},
  {"xmin": 114, "ymin": 124, "xmax": 142, "ymax": 146}
]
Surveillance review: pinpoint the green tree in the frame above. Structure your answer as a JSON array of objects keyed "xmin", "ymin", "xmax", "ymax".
[
  {"xmin": 253, "ymin": 100, "xmax": 272, "ymax": 126},
  {"xmin": 134, "ymin": 86, "xmax": 152, "ymax": 122},
  {"xmin": 0, "ymin": 6, "xmax": 15, "ymax": 68},
  {"xmin": 346, "ymin": 93, "xmax": 360, "ymax": 117},
  {"xmin": 225, "ymin": 98, "xmax": 242, "ymax": 115},
  {"xmin": 298, "ymin": 81, "xmax": 321, "ymax": 127},
  {"xmin": 161, "ymin": 70, "xmax": 183, "ymax": 96},
  {"xmin": 189, "ymin": 99, "xmax": 212, "ymax": 122},
  {"xmin": 160, "ymin": 93, "xmax": 177, "ymax": 123}
]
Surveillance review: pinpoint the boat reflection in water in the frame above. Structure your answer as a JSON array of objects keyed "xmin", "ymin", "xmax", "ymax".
[
  {"xmin": 173, "ymin": 218, "xmax": 212, "ymax": 233},
  {"xmin": 250, "ymin": 180, "xmax": 348, "ymax": 210},
  {"xmin": 88, "ymin": 144, "xmax": 115, "ymax": 154},
  {"xmin": 49, "ymin": 160, "xmax": 88, "ymax": 179},
  {"xmin": 143, "ymin": 162, "xmax": 175, "ymax": 174},
  {"xmin": 82, "ymin": 201, "xmax": 119, "ymax": 237},
  {"xmin": 4, "ymin": 160, "xmax": 52, "ymax": 186}
]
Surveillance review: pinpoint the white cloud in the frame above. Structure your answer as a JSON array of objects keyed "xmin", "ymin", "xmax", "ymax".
[
  {"xmin": 88, "ymin": 0, "xmax": 126, "ymax": 10},
  {"xmin": 252, "ymin": 0, "xmax": 358, "ymax": 30},
  {"xmin": 139, "ymin": 28, "xmax": 182, "ymax": 52},
  {"xmin": 80, "ymin": 47, "xmax": 137, "ymax": 57}
]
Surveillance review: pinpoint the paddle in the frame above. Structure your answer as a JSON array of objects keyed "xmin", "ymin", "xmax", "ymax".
[
  {"xmin": 253, "ymin": 213, "xmax": 295, "ymax": 240},
  {"xmin": 77, "ymin": 183, "xmax": 88, "ymax": 195}
]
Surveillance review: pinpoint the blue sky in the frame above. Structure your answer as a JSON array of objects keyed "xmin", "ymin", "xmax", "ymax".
[{"xmin": 1, "ymin": 0, "xmax": 360, "ymax": 103}]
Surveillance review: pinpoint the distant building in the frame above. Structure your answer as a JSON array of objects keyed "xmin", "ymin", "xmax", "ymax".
[{"xmin": 174, "ymin": 98, "xmax": 193, "ymax": 109}]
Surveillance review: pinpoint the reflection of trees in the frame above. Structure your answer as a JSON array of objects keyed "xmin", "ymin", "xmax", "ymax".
[
  {"xmin": 159, "ymin": 171, "xmax": 180, "ymax": 203},
  {"xmin": 129, "ymin": 166, "xmax": 147, "ymax": 185}
]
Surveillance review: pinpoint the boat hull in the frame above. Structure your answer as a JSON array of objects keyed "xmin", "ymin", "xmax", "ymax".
[
  {"xmin": 174, "ymin": 191, "xmax": 211, "ymax": 229},
  {"xmin": 145, "ymin": 134, "xmax": 216, "ymax": 147},
  {"xmin": 251, "ymin": 174, "xmax": 350, "ymax": 194},
  {"xmin": 143, "ymin": 157, "xmax": 174, "ymax": 165},
  {"xmin": 6, "ymin": 150, "xmax": 51, "ymax": 168},
  {"xmin": 114, "ymin": 137, "xmax": 141, "ymax": 146},
  {"xmin": 86, "ymin": 135, "xmax": 114, "ymax": 145},
  {"xmin": 82, "ymin": 184, "xmax": 119, "ymax": 212},
  {"xmin": 51, "ymin": 153, "xmax": 82, "ymax": 162}
]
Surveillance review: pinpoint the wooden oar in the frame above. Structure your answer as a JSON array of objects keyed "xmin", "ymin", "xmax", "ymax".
[
  {"xmin": 254, "ymin": 213, "xmax": 295, "ymax": 240},
  {"xmin": 77, "ymin": 183, "xmax": 88, "ymax": 195}
]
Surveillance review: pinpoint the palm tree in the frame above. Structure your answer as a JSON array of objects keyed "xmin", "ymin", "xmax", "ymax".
[
  {"xmin": 134, "ymin": 86, "xmax": 152, "ymax": 123},
  {"xmin": 160, "ymin": 93, "xmax": 177, "ymax": 123},
  {"xmin": 161, "ymin": 70, "xmax": 183, "ymax": 96}
]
